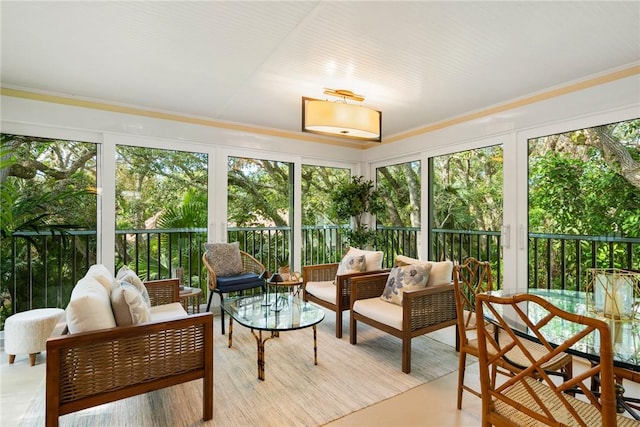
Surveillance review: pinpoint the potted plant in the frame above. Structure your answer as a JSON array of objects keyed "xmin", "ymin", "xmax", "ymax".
[{"xmin": 330, "ymin": 175, "xmax": 384, "ymax": 249}]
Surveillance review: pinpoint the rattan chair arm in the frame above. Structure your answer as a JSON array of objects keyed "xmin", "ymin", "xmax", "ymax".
[
  {"xmin": 350, "ymin": 272, "xmax": 389, "ymax": 305},
  {"xmin": 144, "ymin": 278, "xmax": 180, "ymax": 305},
  {"xmin": 302, "ymin": 263, "xmax": 340, "ymax": 284},
  {"xmin": 403, "ymin": 283, "xmax": 457, "ymax": 331},
  {"xmin": 46, "ymin": 313, "xmax": 214, "ymax": 408}
]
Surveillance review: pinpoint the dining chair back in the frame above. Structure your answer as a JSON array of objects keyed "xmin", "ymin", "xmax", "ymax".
[
  {"xmin": 452, "ymin": 258, "xmax": 573, "ymax": 410},
  {"xmin": 475, "ymin": 292, "xmax": 631, "ymax": 426}
]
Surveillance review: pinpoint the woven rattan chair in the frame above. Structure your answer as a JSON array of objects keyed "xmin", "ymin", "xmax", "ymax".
[
  {"xmin": 452, "ymin": 257, "xmax": 573, "ymax": 409},
  {"xmin": 303, "ymin": 261, "xmax": 388, "ymax": 338},
  {"xmin": 475, "ymin": 292, "xmax": 637, "ymax": 426},
  {"xmin": 203, "ymin": 249, "xmax": 265, "ymax": 334},
  {"xmin": 349, "ymin": 270, "xmax": 457, "ymax": 373}
]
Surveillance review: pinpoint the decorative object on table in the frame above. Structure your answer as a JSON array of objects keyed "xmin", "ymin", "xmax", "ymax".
[
  {"xmin": 259, "ymin": 270, "xmax": 271, "ymax": 306},
  {"xmin": 268, "ymin": 272, "xmax": 285, "ymax": 311},
  {"xmin": 172, "ymin": 267, "xmax": 184, "ymax": 286},
  {"xmin": 276, "ymin": 253, "xmax": 291, "ymax": 280},
  {"xmin": 586, "ymin": 268, "xmax": 640, "ymax": 321}
]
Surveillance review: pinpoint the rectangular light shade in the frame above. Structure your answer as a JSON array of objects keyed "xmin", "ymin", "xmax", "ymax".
[{"xmin": 302, "ymin": 97, "xmax": 381, "ymax": 142}]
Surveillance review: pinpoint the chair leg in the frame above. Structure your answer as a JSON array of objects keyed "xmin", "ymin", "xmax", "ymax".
[
  {"xmin": 402, "ymin": 337, "xmax": 411, "ymax": 374},
  {"xmin": 219, "ymin": 293, "xmax": 226, "ymax": 335},
  {"xmin": 457, "ymin": 350, "xmax": 467, "ymax": 410},
  {"xmin": 335, "ymin": 310, "xmax": 343, "ymax": 338},
  {"xmin": 206, "ymin": 289, "xmax": 214, "ymax": 312},
  {"xmin": 350, "ymin": 316, "xmax": 357, "ymax": 345}
]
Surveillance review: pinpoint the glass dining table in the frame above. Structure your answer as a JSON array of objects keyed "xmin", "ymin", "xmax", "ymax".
[{"xmin": 485, "ymin": 288, "xmax": 639, "ymax": 418}]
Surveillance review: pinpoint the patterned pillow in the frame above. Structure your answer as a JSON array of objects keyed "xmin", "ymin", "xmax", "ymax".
[
  {"xmin": 110, "ymin": 280, "xmax": 151, "ymax": 326},
  {"xmin": 395, "ymin": 255, "xmax": 453, "ymax": 287},
  {"xmin": 204, "ymin": 241, "xmax": 243, "ymax": 277},
  {"xmin": 380, "ymin": 263, "xmax": 432, "ymax": 305},
  {"xmin": 115, "ymin": 265, "xmax": 151, "ymax": 307},
  {"xmin": 337, "ymin": 254, "xmax": 366, "ymax": 276},
  {"xmin": 345, "ymin": 247, "xmax": 384, "ymax": 271}
]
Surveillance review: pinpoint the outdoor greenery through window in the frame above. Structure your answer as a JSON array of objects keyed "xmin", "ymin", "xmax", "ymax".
[
  {"xmin": 1, "ymin": 134, "xmax": 97, "ymax": 324},
  {"xmin": 115, "ymin": 146, "xmax": 208, "ymax": 287},
  {"xmin": 430, "ymin": 146, "xmax": 504, "ymax": 281},
  {"xmin": 301, "ymin": 164, "xmax": 350, "ymax": 265},
  {"xmin": 376, "ymin": 160, "xmax": 421, "ymax": 264},
  {"xmin": 227, "ymin": 156, "xmax": 293, "ymax": 273},
  {"xmin": 528, "ymin": 118, "xmax": 640, "ymax": 290}
]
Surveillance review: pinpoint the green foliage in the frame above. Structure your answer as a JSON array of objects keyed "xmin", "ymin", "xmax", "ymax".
[
  {"xmin": 376, "ymin": 161, "xmax": 421, "ymax": 227},
  {"xmin": 330, "ymin": 176, "xmax": 384, "ymax": 248}
]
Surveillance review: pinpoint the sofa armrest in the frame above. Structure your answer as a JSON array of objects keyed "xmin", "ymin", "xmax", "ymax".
[
  {"xmin": 350, "ymin": 272, "xmax": 390, "ymax": 306},
  {"xmin": 145, "ymin": 278, "xmax": 180, "ymax": 305},
  {"xmin": 46, "ymin": 312, "xmax": 213, "ymax": 422},
  {"xmin": 402, "ymin": 283, "xmax": 457, "ymax": 332}
]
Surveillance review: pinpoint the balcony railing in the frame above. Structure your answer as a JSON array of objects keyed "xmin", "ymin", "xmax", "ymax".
[{"xmin": 3, "ymin": 227, "xmax": 638, "ymax": 320}]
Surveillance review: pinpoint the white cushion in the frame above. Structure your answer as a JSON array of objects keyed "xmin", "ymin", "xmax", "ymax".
[
  {"xmin": 116, "ymin": 265, "xmax": 151, "ymax": 307},
  {"xmin": 336, "ymin": 254, "xmax": 366, "ymax": 276},
  {"xmin": 66, "ymin": 276, "xmax": 117, "ymax": 333},
  {"xmin": 149, "ymin": 302, "xmax": 188, "ymax": 322},
  {"xmin": 380, "ymin": 263, "xmax": 432, "ymax": 305},
  {"xmin": 84, "ymin": 264, "xmax": 115, "ymax": 294},
  {"xmin": 353, "ymin": 298, "xmax": 403, "ymax": 330},
  {"xmin": 110, "ymin": 280, "xmax": 151, "ymax": 326},
  {"xmin": 346, "ymin": 247, "xmax": 384, "ymax": 271},
  {"xmin": 395, "ymin": 255, "xmax": 453, "ymax": 287},
  {"xmin": 305, "ymin": 280, "xmax": 336, "ymax": 304}
]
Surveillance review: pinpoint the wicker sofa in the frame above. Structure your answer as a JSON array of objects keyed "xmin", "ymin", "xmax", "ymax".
[
  {"xmin": 349, "ymin": 264, "xmax": 457, "ymax": 373},
  {"xmin": 45, "ymin": 266, "xmax": 213, "ymax": 427}
]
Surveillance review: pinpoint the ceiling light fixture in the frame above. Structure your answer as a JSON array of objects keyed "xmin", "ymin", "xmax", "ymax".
[{"xmin": 302, "ymin": 89, "xmax": 381, "ymax": 142}]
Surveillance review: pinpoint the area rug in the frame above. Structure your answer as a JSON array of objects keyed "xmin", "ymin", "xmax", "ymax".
[{"xmin": 20, "ymin": 310, "xmax": 460, "ymax": 426}]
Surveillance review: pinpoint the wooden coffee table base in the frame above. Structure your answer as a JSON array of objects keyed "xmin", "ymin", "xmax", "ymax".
[{"xmin": 228, "ymin": 316, "xmax": 318, "ymax": 381}]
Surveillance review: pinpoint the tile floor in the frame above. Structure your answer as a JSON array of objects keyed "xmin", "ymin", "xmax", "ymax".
[{"xmin": 1, "ymin": 324, "xmax": 637, "ymax": 426}]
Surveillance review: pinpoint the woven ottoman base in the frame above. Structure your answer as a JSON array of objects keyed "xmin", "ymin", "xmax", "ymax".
[{"xmin": 5, "ymin": 308, "xmax": 65, "ymax": 366}]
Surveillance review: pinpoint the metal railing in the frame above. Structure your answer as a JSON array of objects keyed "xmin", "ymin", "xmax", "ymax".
[{"xmin": 3, "ymin": 227, "xmax": 638, "ymax": 319}]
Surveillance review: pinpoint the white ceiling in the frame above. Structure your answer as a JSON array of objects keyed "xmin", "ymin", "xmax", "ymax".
[{"xmin": 1, "ymin": 1, "xmax": 639, "ymax": 144}]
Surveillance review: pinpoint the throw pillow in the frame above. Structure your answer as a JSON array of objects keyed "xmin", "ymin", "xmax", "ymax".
[
  {"xmin": 111, "ymin": 280, "xmax": 151, "ymax": 326},
  {"xmin": 395, "ymin": 255, "xmax": 453, "ymax": 287},
  {"xmin": 380, "ymin": 263, "xmax": 432, "ymax": 305},
  {"xmin": 116, "ymin": 265, "xmax": 151, "ymax": 307},
  {"xmin": 66, "ymin": 276, "xmax": 117, "ymax": 333},
  {"xmin": 345, "ymin": 247, "xmax": 384, "ymax": 271},
  {"xmin": 84, "ymin": 264, "xmax": 116, "ymax": 294},
  {"xmin": 336, "ymin": 254, "xmax": 366, "ymax": 276},
  {"xmin": 204, "ymin": 241, "xmax": 244, "ymax": 277}
]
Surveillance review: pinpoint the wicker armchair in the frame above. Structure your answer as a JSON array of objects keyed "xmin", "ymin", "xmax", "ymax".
[
  {"xmin": 302, "ymin": 262, "xmax": 388, "ymax": 338},
  {"xmin": 349, "ymin": 271, "xmax": 457, "ymax": 373},
  {"xmin": 453, "ymin": 258, "xmax": 573, "ymax": 410},
  {"xmin": 475, "ymin": 292, "xmax": 634, "ymax": 426},
  {"xmin": 203, "ymin": 249, "xmax": 265, "ymax": 334},
  {"xmin": 46, "ymin": 279, "xmax": 213, "ymax": 427}
]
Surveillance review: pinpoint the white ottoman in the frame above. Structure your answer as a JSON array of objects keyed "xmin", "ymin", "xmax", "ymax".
[{"xmin": 5, "ymin": 308, "xmax": 65, "ymax": 366}]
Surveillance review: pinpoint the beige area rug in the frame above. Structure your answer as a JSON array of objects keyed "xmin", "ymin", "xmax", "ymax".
[{"xmin": 21, "ymin": 309, "xmax": 460, "ymax": 427}]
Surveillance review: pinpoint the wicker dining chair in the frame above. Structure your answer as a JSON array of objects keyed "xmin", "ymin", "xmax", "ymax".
[
  {"xmin": 475, "ymin": 292, "xmax": 638, "ymax": 426},
  {"xmin": 452, "ymin": 257, "xmax": 573, "ymax": 409}
]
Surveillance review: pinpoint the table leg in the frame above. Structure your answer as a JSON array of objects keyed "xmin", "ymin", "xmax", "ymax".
[
  {"xmin": 313, "ymin": 325, "xmax": 318, "ymax": 365},
  {"xmin": 228, "ymin": 318, "xmax": 233, "ymax": 348},
  {"xmin": 252, "ymin": 329, "xmax": 275, "ymax": 381}
]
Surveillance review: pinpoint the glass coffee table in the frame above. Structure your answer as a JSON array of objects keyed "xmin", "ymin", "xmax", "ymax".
[{"xmin": 220, "ymin": 294, "xmax": 325, "ymax": 380}]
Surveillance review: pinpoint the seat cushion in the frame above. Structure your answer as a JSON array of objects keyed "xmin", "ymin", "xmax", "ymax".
[
  {"xmin": 216, "ymin": 273, "xmax": 263, "ymax": 292},
  {"xmin": 353, "ymin": 297, "xmax": 402, "ymax": 330},
  {"xmin": 149, "ymin": 302, "xmax": 188, "ymax": 322},
  {"xmin": 305, "ymin": 280, "xmax": 336, "ymax": 304}
]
